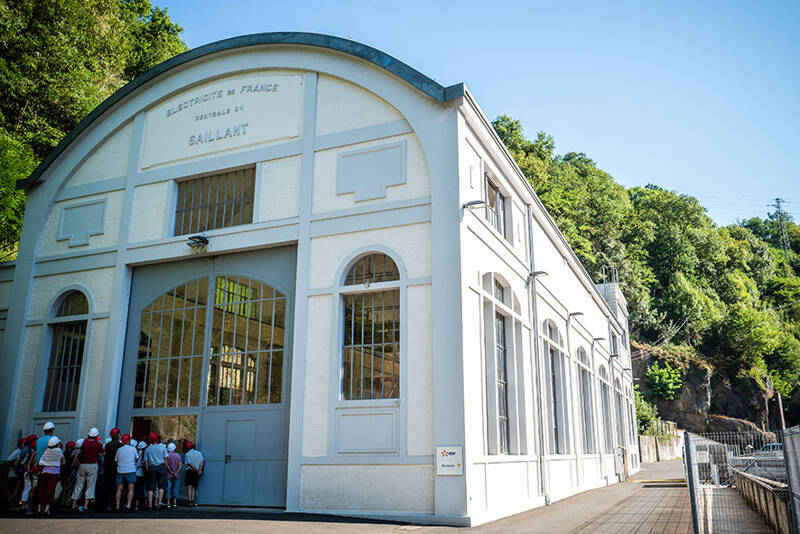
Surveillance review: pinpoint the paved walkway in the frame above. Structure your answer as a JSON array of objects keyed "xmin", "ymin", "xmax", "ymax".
[{"xmin": 0, "ymin": 461, "xmax": 694, "ymax": 533}]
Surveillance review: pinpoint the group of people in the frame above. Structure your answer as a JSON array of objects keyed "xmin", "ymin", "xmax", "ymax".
[{"xmin": 6, "ymin": 422, "xmax": 205, "ymax": 516}]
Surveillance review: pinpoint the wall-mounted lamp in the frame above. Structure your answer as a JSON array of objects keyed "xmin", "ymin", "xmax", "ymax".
[
  {"xmin": 462, "ymin": 199, "xmax": 487, "ymax": 210},
  {"xmin": 622, "ymin": 367, "xmax": 632, "ymax": 372},
  {"xmin": 187, "ymin": 235, "xmax": 209, "ymax": 248},
  {"xmin": 526, "ymin": 270, "xmax": 548, "ymax": 286},
  {"xmin": 568, "ymin": 312, "xmax": 584, "ymax": 319},
  {"xmin": 592, "ymin": 337, "xmax": 605, "ymax": 343},
  {"xmin": 610, "ymin": 353, "xmax": 621, "ymax": 359}
]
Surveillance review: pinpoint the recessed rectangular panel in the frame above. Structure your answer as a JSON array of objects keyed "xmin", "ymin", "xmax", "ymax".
[{"xmin": 336, "ymin": 409, "xmax": 396, "ymax": 454}]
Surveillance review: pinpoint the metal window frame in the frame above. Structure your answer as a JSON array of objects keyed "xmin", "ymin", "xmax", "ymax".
[{"xmin": 173, "ymin": 166, "xmax": 256, "ymax": 236}]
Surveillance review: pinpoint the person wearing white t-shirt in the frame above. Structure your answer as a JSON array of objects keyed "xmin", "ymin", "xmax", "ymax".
[
  {"xmin": 114, "ymin": 434, "xmax": 137, "ymax": 511},
  {"xmin": 183, "ymin": 441, "xmax": 204, "ymax": 507}
]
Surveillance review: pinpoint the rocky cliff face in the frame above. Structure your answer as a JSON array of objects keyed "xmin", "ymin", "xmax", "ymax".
[{"xmin": 633, "ymin": 351, "xmax": 781, "ymax": 433}]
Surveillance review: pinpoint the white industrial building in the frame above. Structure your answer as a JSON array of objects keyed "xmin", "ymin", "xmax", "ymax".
[{"xmin": 0, "ymin": 33, "xmax": 638, "ymax": 525}]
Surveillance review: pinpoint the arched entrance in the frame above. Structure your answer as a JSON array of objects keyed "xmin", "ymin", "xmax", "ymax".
[{"xmin": 117, "ymin": 246, "xmax": 296, "ymax": 506}]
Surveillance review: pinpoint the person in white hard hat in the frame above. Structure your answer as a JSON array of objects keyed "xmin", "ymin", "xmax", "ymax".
[
  {"xmin": 164, "ymin": 442, "xmax": 182, "ymax": 508},
  {"xmin": 71, "ymin": 428, "xmax": 103, "ymax": 512},
  {"xmin": 135, "ymin": 440, "xmax": 147, "ymax": 510},
  {"xmin": 36, "ymin": 422, "xmax": 55, "ymax": 462},
  {"xmin": 35, "ymin": 436, "xmax": 64, "ymax": 515}
]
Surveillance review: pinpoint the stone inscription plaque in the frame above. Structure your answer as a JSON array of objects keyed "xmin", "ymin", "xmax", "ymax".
[{"xmin": 141, "ymin": 72, "xmax": 304, "ymax": 168}]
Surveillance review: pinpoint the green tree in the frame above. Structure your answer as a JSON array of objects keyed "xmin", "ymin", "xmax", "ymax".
[{"xmin": 0, "ymin": 0, "xmax": 187, "ymax": 258}]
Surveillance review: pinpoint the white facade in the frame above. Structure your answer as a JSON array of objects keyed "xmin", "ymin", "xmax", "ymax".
[{"xmin": 0, "ymin": 33, "xmax": 638, "ymax": 526}]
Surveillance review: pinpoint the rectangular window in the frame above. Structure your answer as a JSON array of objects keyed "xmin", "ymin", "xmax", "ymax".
[
  {"xmin": 495, "ymin": 312, "xmax": 509, "ymax": 454},
  {"xmin": 611, "ymin": 333, "xmax": 619, "ymax": 356},
  {"xmin": 174, "ymin": 167, "xmax": 255, "ymax": 236},
  {"xmin": 43, "ymin": 321, "xmax": 87, "ymax": 412},
  {"xmin": 550, "ymin": 347, "xmax": 561, "ymax": 453},
  {"xmin": 342, "ymin": 289, "xmax": 400, "ymax": 400},
  {"xmin": 485, "ymin": 175, "xmax": 506, "ymax": 236}
]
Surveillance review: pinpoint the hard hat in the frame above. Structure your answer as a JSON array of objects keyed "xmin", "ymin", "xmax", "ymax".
[
  {"xmin": 76, "ymin": 438, "xmax": 84, "ymax": 448},
  {"xmin": 137, "ymin": 441, "xmax": 147, "ymax": 450},
  {"xmin": 88, "ymin": 427, "xmax": 99, "ymax": 438},
  {"xmin": 104, "ymin": 437, "xmax": 112, "ymax": 445},
  {"xmin": 110, "ymin": 427, "xmax": 120, "ymax": 437},
  {"xmin": 130, "ymin": 439, "xmax": 138, "ymax": 448},
  {"xmin": 48, "ymin": 436, "xmax": 60, "ymax": 447},
  {"xmin": 167, "ymin": 443, "xmax": 176, "ymax": 452},
  {"xmin": 121, "ymin": 433, "xmax": 131, "ymax": 444},
  {"xmin": 149, "ymin": 432, "xmax": 159, "ymax": 444},
  {"xmin": 26, "ymin": 435, "xmax": 37, "ymax": 447},
  {"xmin": 66, "ymin": 441, "xmax": 76, "ymax": 449},
  {"xmin": 185, "ymin": 441, "xmax": 194, "ymax": 450},
  {"xmin": 17, "ymin": 438, "xmax": 25, "ymax": 447},
  {"xmin": 43, "ymin": 421, "xmax": 55, "ymax": 431}
]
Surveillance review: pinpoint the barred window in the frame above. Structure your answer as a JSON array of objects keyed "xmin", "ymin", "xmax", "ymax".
[
  {"xmin": 341, "ymin": 253, "xmax": 401, "ymax": 401},
  {"xmin": 599, "ymin": 366, "xmax": 614, "ymax": 453},
  {"xmin": 495, "ymin": 311, "xmax": 509, "ymax": 454},
  {"xmin": 174, "ymin": 167, "xmax": 255, "ymax": 236},
  {"xmin": 43, "ymin": 291, "xmax": 89, "ymax": 412}
]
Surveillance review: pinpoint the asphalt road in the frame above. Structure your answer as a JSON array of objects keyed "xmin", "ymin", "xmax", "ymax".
[{"xmin": 0, "ymin": 461, "xmax": 691, "ymax": 534}]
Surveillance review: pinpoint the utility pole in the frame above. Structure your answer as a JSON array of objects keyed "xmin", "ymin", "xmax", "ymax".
[
  {"xmin": 770, "ymin": 198, "xmax": 791, "ymax": 254},
  {"xmin": 768, "ymin": 198, "xmax": 789, "ymax": 430}
]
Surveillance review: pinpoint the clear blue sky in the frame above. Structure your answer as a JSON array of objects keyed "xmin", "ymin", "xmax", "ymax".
[{"xmin": 163, "ymin": 0, "xmax": 799, "ymax": 226}]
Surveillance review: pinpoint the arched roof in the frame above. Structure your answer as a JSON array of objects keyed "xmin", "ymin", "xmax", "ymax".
[{"xmin": 18, "ymin": 32, "xmax": 464, "ymax": 190}]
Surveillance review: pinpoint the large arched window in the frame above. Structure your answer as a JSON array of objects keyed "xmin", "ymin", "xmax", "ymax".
[
  {"xmin": 481, "ymin": 273, "xmax": 526, "ymax": 456},
  {"xmin": 341, "ymin": 253, "xmax": 400, "ymax": 400},
  {"xmin": 544, "ymin": 320, "xmax": 569, "ymax": 454},
  {"xmin": 576, "ymin": 348, "xmax": 596, "ymax": 454},
  {"xmin": 598, "ymin": 366, "xmax": 613, "ymax": 453},
  {"xmin": 43, "ymin": 291, "xmax": 89, "ymax": 412}
]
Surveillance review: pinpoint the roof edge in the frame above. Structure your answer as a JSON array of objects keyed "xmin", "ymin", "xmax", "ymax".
[{"xmin": 18, "ymin": 32, "xmax": 464, "ymax": 190}]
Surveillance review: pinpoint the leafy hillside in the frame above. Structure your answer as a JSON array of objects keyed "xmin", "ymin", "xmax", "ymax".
[
  {"xmin": 0, "ymin": 0, "xmax": 188, "ymax": 260},
  {"xmin": 493, "ymin": 116, "xmax": 800, "ymax": 419}
]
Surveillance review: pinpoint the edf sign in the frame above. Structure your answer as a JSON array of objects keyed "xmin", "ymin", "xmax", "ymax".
[{"xmin": 436, "ymin": 446, "xmax": 463, "ymax": 475}]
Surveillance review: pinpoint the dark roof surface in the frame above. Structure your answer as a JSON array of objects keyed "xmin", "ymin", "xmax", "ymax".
[{"xmin": 18, "ymin": 32, "xmax": 464, "ymax": 190}]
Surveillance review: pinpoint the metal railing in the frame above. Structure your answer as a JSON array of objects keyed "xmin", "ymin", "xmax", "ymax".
[{"xmin": 684, "ymin": 429, "xmax": 799, "ymax": 534}]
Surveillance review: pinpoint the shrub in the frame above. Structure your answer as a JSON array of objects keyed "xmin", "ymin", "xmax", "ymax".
[{"xmin": 645, "ymin": 360, "xmax": 684, "ymax": 400}]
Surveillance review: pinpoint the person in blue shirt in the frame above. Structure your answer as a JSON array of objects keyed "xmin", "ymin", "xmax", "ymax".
[{"xmin": 36, "ymin": 422, "xmax": 55, "ymax": 462}]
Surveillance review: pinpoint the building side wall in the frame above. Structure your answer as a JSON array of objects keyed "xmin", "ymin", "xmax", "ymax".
[{"xmin": 456, "ymin": 109, "xmax": 638, "ymax": 524}]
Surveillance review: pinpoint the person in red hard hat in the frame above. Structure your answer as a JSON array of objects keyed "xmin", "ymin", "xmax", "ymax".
[
  {"xmin": 184, "ymin": 441, "xmax": 204, "ymax": 507},
  {"xmin": 60, "ymin": 441, "xmax": 76, "ymax": 509},
  {"xmin": 102, "ymin": 427, "xmax": 123, "ymax": 511},
  {"xmin": 114, "ymin": 434, "xmax": 136, "ymax": 511},
  {"xmin": 143, "ymin": 432, "xmax": 168, "ymax": 510}
]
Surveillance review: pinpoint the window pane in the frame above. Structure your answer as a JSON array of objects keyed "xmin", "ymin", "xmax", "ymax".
[
  {"xmin": 43, "ymin": 320, "xmax": 87, "ymax": 412},
  {"xmin": 207, "ymin": 276, "xmax": 286, "ymax": 406},
  {"xmin": 344, "ymin": 253, "xmax": 399, "ymax": 285},
  {"xmin": 135, "ymin": 278, "xmax": 208, "ymax": 409},
  {"xmin": 174, "ymin": 167, "xmax": 255, "ymax": 235},
  {"xmin": 342, "ymin": 289, "xmax": 400, "ymax": 400}
]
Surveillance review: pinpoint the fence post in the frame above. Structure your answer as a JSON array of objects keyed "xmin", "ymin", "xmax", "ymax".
[
  {"xmin": 782, "ymin": 427, "xmax": 800, "ymax": 534},
  {"xmin": 684, "ymin": 432, "xmax": 701, "ymax": 534}
]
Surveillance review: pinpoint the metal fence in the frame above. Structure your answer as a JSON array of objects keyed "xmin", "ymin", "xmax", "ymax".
[
  {"xmin": 684, "ymin": 428, "xmax": 799, "ymax": 534},
  {"xmin": 785, "ymin": 426, "xmax": 800, "ymax": 534}
]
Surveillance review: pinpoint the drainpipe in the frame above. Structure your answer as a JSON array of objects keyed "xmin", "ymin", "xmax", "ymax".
[{"xmin": 526, "ymin": 205, "xmax": 549, "ymax": 502}]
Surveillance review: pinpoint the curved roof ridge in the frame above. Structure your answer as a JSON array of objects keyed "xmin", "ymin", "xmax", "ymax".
[{"xmin": 18, "ymin": 31, "xmax": 464, "ymax": 189}]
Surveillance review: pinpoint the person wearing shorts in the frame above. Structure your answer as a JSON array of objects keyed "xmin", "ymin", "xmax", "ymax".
[
  {"xmin": 183, "ymin": 440, "xmax": 203, "ymax": 507},
  {"xmin": 143, "ymin": 432, "xmax": 168, "ymax": 510},
  {"xmin": 114, "ymin": 434, "xmax": 137, "ymax": 511}
]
